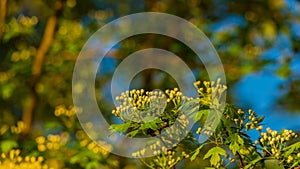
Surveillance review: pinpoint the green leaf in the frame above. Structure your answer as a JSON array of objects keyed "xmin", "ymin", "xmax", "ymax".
[
  {"xmin": 291, "ymin": 161, "xmax": 299, "ymax": 168},
  {"xmin": 236, "ymin": 135, "xmax": 244, "ymax": 145},
  {"xmin": 228, "ymin": 133, "xmax": 244, "ymax": 155},
  {"xmin": 126, "ymin": 129, "xmax": 139, "ymax": 137},
  {"xmin": 86, "ymin": 160, "xmax": 99, "ymax": 169},
  {"xmin": 203, "ymin": 146, "xmax": 226, "ymax": 166},
  {"xmin": 229, "ymin": 142, "xmax": 239, "ymax": 155},
  {"xmin": 109, "ymin": 121, "xmax": 131, "ymax": 134},
  {"xmin": 140, "ymin": 121, "xmax": 159, "ymax": 130},
  {"xmin": 0, "ymin": 140, "xmax": 18, "ymax": 152},
  {"xmin": 264, "ymin": 158, "xmax": 283, "ymax": 169},
  {"xmin": 283, "ymin": 141, "xmax": 300, "ymax": 156},
  {"xmin": 148, "ymin": 122, "xmax": 158, "ymax": 130},
  {"xmin": 70, "ymin": 154, "xmax": 82, "ymax": 164},
  {"xmin": 194, "ymin": 109, "xmax": 209, "ymax": 121}
]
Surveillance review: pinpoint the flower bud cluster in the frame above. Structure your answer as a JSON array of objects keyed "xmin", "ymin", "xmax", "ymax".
[
  {"xmin": 18, "ymin": 15, "xmax": 38, "ymax": 27},
  {"xmin": 80, "ymin": 139, "xmax": 111, "ymax": 156},
  {"xmin": 36, "ymin": 133, "xmax": 69, "ymax": 152},
  {"xmin": 0, "ymin": 70, "xmax": 14, "ymax": 83},
  {"xmin": 76, "ymin": 130, "xmax": 112, "ymax": 157},
  {"xmin": 148, "ymin": 146, "xmax": 181, "ymax": 169},
  {"xmin": 10, "ymin": 121, "xmax": 25, "ymax": 134},
  {"xmin": 112, "ymin": 88, "xmax": 193, "ymax": 122},
  {"xmin": 112, "ymin": 89, "xmax": 166, "ymax": 122},
  {"xmin": 244, "ymin": 109, "xmax": 263, "ymax": 131},
  {"xmin": 193, "ymin": 79, "xmax": 227, "ymax": 109},
  {"xmin": 0, "ymin": 121, "xmax": 26, "ymax": 135},
  {"xmin": 158, "ymin": 114, "xmax": 190, "ymax": 148},
  {"xmin": 165, "ymin": 88, "xmax": 192, "ymax": 106},
  {"xmin": 196, "ymin": 126, "xmax": 214, "ymax": 136},
  {"xmin": 0, "ymin": 149, "xmax": 47, "ymax": 169},
  {"xmin": 223, "ymin": 107, "xmax": 263, "ymax": 133},
  {"xmin": 256, "ymin": 128, "xmax": 298, "ymax": 160},
  {"xmin": 54, "ymin": 105, "xmax": 76, "ymax": 117},
  {"xmin": 132, "ymin": 140, "xmax": 163, "ymax": 157}
]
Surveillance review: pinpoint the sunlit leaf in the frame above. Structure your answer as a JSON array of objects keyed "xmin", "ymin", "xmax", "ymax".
[{"xmin": 203, "ymin": 146, "xmax": 226, "ymax": 166}]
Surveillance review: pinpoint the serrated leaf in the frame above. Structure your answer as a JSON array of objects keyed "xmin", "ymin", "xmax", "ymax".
[
  {"xmin": 203, "ymin": 146, "xmax": 226, "ymax": 166},
  {"xmin": 229, "ymin": 142, "xmax": 239, "ymax": 155},
  {"xmin": 228, "ymin": 133, "xmax": 244, "ymax": 155}
]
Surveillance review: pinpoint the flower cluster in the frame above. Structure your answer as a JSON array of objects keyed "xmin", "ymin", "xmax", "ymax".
[
  {"xmin": 79, "ymin": 139, "xmax": 111, "ymax": 157},
  {"xmin": 132, "ymin": 140, "xmax": 168, "ymax": 158},
  {"xmin": 0, "ymin": 121, "xmax": 26, "ymax": 135},
  {"xmin": 54, "ymin": 105, "xmax": 76, "ymax": 129},
  {"xmin": 0, "ymin": 70, "xmax": 14, "ymax": 83},
  {"xmin": 54, "ymin": 105, "xmax": 76, "ymax": 117},
  {"xmin": 139, "ymin": 145, "xmax": 182, "ymax": 169},
  {"xmin": 0, "ymin": 149, "xmax": 48, "ymax": 169},
  {"xmin": 222, "ymin": 107, "xmax": 263, "ymax": 133},
  {"xmin": 112, "ymin": 89, "xmax": 167, "ymax": 122},
  {"xmin": 196, "ymin": 127, "xmax": 213, "ymax": 136},
  {"xmin": 11, "ymin": 121, "xmax": 25, "ymax": 134},
  {"xmin": 112, "ymin": 87, "xmax": 195, "ymax": 123},
  {"xmin": 18, "ymin": 15, "xmax": 38, "ymax": 27},
  {"xmin": 165, "ymin": 88, "xmax": 192, "ymax": 106},
  {"xmin": 256, "ymin": 128, "xmax": 298, "ymax": 160},
  {"xmin": 76, "ymin": 130, "xmax": 112, "ymax": 157},
  {"xmin": 10, "ymin": 46, "xmax": 36, "ymax": 62},
  {"xmin": 36, "ymin": 133, "xmax": 69, "ymax": 152},
  {"xmin": 131, "ymin": 132, "xmax": 192, "ymax": 168},
  {"xmin": 245, "ymin": 109, "xmax": 263, "ymax": 131},
  {"xmin": 152, "ymin": 150, "xmax": 181, "ymax": 168},
  {"xmin": 193, "ymin": 79, "xmax": 227, "ymax": 109}
]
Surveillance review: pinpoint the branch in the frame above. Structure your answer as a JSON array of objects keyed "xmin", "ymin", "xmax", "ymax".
[
  {"xmin": 22, "ymin": 0, "xmax": 63, "ymax": 135},
  {"xmin": 0, "ymin": 0, "xmax": 7, "ymax": 41},
  {"xmin": 237, "ymin": 152, "xmax": 244, "ymax": 167}
]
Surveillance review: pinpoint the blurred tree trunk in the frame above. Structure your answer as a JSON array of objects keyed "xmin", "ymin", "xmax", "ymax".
[
  {"xmin": 0, "ymin": 0, "xmax": 7, "ymax": 41},
  {"xmin": 22, "ymin": 0, "xmax": 63, "ymax": 135}
]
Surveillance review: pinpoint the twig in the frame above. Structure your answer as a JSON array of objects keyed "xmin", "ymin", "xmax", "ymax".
[
  {"xmin": 139, "ymin": 158, "xmax": 155, "ymax": 169},
  {"xmin": 22, "ymin": 0, "xmax": 63, "ymax": 135},
  {"xmin": 237, "ymin": 152, "xmax": 244, "ymax": 167}
]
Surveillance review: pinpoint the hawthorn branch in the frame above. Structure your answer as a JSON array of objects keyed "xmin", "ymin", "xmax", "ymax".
[
  {"xmin": 0, "ymin": 0, "xmax": 7, "ymax": 41},
  {"xmin": 22, "ymin": 0, "xmax": 63, "ymax": 135}
]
